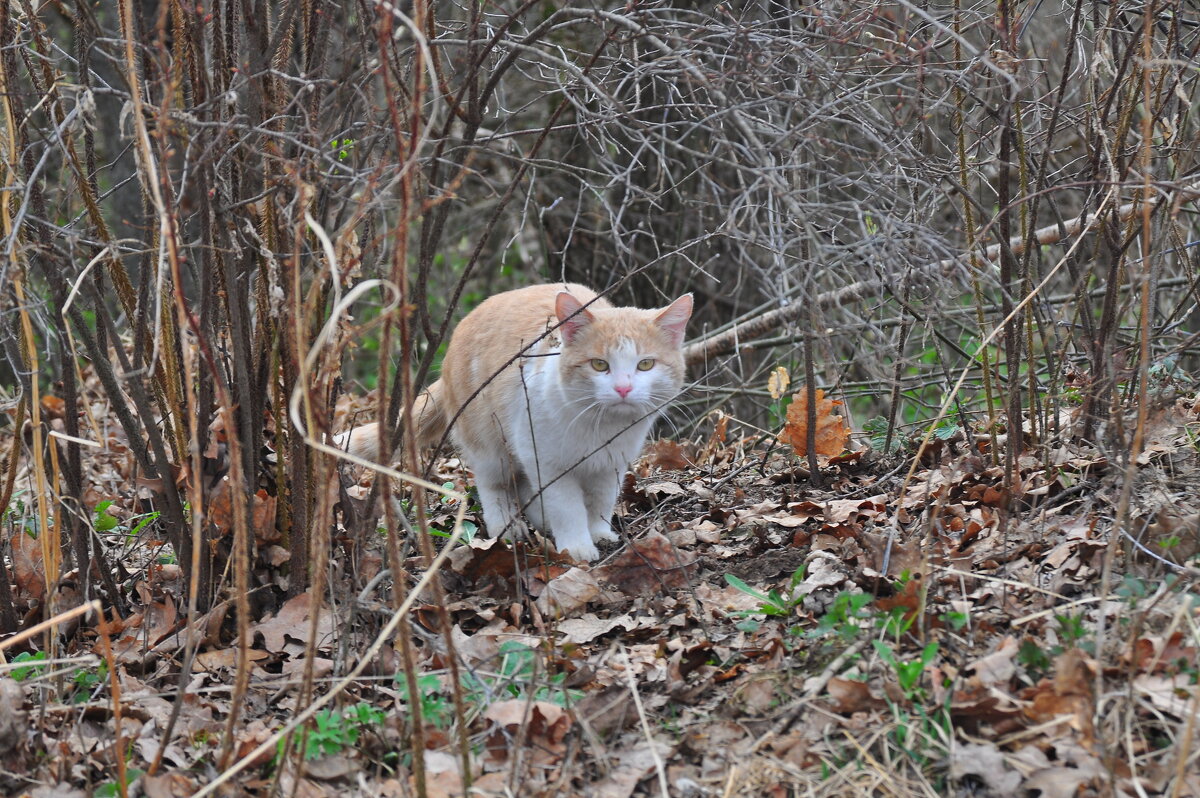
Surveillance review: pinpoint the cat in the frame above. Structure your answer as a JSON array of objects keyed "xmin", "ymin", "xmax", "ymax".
[{"xmin": 340, "ymin": 283, "xmax": 692, "ymax": 561}]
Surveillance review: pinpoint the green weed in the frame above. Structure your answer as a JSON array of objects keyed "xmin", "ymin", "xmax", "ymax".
[
  {"xmin": 95, "ymin": 768, "xmax": 144, "ymax": 798},
  {"xmin": 461, "ymin": 640, "xmax": 583, "ymax": 706},
  {"xmin": 283, "ymin": 702, "xmax": 386, "ymax": 761},
  {"xmin": 810, "ymin": 590, "xmax": 875, "ymax": 641},
  {"xmin": 8, "ymin": 651, "xmax": 47, "ymax": 681},
  {"xmin": 396, "ymin": 673, "xmax": 455, "ymax": 729},
  {"xmin": 725, "ymin": 565, "xmax": 808, "ymax": 634},
  {"xmin": 395, "ymin": 642, "xmax": 583, "ymax": 731},
  {"xmin": 873, "ymin": 640, "xmax": 938, "ymax": 701}
]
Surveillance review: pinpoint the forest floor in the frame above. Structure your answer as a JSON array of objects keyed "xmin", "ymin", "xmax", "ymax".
[{"xmin": 2, "ymin": 391, "xmax": 1200, "ymax": 798}]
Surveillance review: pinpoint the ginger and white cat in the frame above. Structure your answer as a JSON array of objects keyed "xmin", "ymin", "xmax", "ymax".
[{"xmin": 342, "ymin": 283, "xmax": 692, "ymax": 561}]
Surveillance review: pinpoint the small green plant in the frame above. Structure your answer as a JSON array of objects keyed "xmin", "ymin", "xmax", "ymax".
[
  {"xmin": 1018, "ymin": 638, "xmax": 1051, "ymax": 677},
  {"xmin": 726, "ymin": 567, "xmax": 807, "ymax": 618},
  {"xmin": 809, "ymin": 590, "xmax": 874, "ymax": 641},
  {"xmin": 873, "ymin": 640, "xmax": 951, "ymax": 770},
  {"xmin": 766, "ymin": 365, "xmax": 792, "ymax": 428},
  {"xmin": 286, "ymin": 702, "xmax": 386, "ymax": 761},
  {"xmin": 725, "ymin": 565, "xmax": 808, "ymax": 633},
  {"xmin": 933, "ymin": 423, "xmax": 958, "ymax": 440},
  {"xmin": 461, "ymin": 640, "xmax": 583, "ymax": 707},
  {"xmin": 885, "ymin": 695, "xmax": 953, "ymax": 771},
  {"xmin": 864, "ymin": 416, "xmax": 902, "ymax": 453},
  {"xmin": 1055, "ymin": 612, "xmax": 1089, "ymax": 649},
  {"xmin": 3, "ymin": 492, "xmax": 38, "ymax": 535},
  {"xmin": 1184, "ymin": 422, "xmax": 1200, "ymax": 452},
  {"xmin": 874, "ymin": 573, "xmax": 921, "ymax": 641},
  {"xmin": 428, "ymin": 518, "xmax": 477, "ymax": 542},
  {"xmin": 1017, "ymin": 611, "xmax": 1096, "ymax": 679},
  {"xmin": 8, "ymin": 651, "xmax": 47, "ymax": 681},
  {"xmin": 95, "ymin": 768, "xmax": 144, "ymax": 798},
  {"xmin": 873, "ymin": 640, "xmax": 938, "ymax": 701},
  {"xmin": 396, "ymin": 673, "xmax": 455, "ymax": 729},
  {"xmin": 94, "ymin": 501, "xmax": 120, "ymax": 533},
  {"xmin": 95, "ymin": 500, "xmax": 160, "ymax": 538},
  {"xmin": 940, "ymin": 610, "xmax": 969, "ymax": 631},
  {"xmin": 396, "ymin": 642, "xmax": 583, "ymax": 731},
  {"xmin": 96, "ymin": 501, "xmax": 163, "ymax": 567},
  {"xmin": 70, "ymin": 660, "xmax": 109, "ymax": 703},
  {"xmin": 428, "ymin": 482, "xmax": 480, "ymax": 542}
]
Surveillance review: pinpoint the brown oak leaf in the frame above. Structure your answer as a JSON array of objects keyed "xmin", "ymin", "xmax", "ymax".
[{"xmin": 779, "ymin": 388, "xmax": 850, "ymax": 456}]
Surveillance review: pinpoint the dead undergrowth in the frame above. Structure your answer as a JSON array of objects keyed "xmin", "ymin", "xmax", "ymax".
[{"xmin": 2, "ymin": 391, "xmax": 1198, "ymax": 797}]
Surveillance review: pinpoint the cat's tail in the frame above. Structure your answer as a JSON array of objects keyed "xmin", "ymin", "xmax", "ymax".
[{"xmin": 334, "ymin": 379, "xmax": 448, "ymax": 464}]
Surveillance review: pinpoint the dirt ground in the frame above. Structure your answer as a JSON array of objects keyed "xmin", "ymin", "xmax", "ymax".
[{"xmin": 2, "ymin": 395, "xmax": 1200, "ymax": 797}]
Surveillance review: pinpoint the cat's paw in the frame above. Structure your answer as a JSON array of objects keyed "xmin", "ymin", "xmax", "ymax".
[
  {"xmin": 589, "ymin": 523, "xmax": 619, "ymax": 544},
  {"xmin": 485, "ymin": 513, "xmax": 529, "ymax": 542},
  {"xmin": 554, "ymin": 530, "xmax": 600, "ymax": 562},
  {"xmin": 502, "ymin": 518, "xmax": 531, "ymax": 541}
]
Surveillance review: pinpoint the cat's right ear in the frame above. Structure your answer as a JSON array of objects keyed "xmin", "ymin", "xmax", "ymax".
[
  {"xmin": 654, "ymin": 293, "xmax": 693, "ymax": 347},
  {"xmin": 555, "ymin": 291, "xmax": 594, "ymax": 344}
]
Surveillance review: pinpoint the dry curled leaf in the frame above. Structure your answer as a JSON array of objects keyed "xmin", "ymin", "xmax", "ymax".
[
  {"xmin": 10, "ymin": 529, "xmax": 45, "ymax": 600},
  {"xmin": 767, "ymin": 366, "xmax": 790, "ymax": 399},
  {"xmin": 40, "ymin": 395, "xmax": 66, "ymax": 420},
  {"xmin": 595, "ymin": 532, "xmax": 697, "ymax": 595},
  {"xmin": 779, "ymin": 388, "xmax": 850, "ymax": 456},
  {"xmin": 826, "ymin": 676, "xmax": 886, "ymax": 714},
  {"xmin": 534, "ymin": 566, "xmax": 601, "ymax": 617},
  {"xmin": 641, "ymin": 439, "xmax": 694, "ymax": 471},
  {"xmin": 484, "ymin": 701, "xmax": 571, "ymax": 764}
]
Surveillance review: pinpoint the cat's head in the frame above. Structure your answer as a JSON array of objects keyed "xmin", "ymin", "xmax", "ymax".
[{"xmin": 554, "ymin": 291, "xmax": 692, "ymax": 417}]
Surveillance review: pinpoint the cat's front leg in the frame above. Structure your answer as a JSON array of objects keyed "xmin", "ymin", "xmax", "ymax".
[
  {"xmin": 583, "ymin": 468, "xmax": 622, "ymax": 545},
  {"xmin": 516, "ymin": 473, "xmax": 548, "ymax": 531},
  {"xmin": 538, "ymin": 476, "xmax": 600, "ymax": 561},
  {"xmin": 469, "ymin": 455, "xmax": 529, "ymax": 541}
]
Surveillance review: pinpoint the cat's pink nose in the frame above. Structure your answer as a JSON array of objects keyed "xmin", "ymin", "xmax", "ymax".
[{"xmin": 614, "ymin": 383, "xmax": 632, "ymax": 398}]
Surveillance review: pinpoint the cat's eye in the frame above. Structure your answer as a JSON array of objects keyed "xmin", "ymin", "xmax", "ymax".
[
  {"xmin": 590, "ymin": 358, "xmax": 609, "ymax": 372},
  {"xmin": 637, "ymin": 358, "xmax": 655, "ymax": 371}
]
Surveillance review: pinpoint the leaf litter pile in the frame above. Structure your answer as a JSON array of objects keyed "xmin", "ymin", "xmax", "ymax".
[{"xmin": 2, "ymin": 386, "xmax": 1200, "ymax": 797}]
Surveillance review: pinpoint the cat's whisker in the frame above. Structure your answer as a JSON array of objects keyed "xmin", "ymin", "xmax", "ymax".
[{"xmin": 566, "ymin": 399, "xmax": 605, "ymax": 432}]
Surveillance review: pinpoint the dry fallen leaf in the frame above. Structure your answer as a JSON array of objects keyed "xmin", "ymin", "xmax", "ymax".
[
  {"xmin": 767, "ymin": 366, "xmax": 790, "ymax": 399},
  {"xmin": 254, "ymin": 591, "xmax": 335, "ymax": 655},
  {"xmin": 556, "ymin": 613, "xmax": 635, "ymax": 645},
  {"xmin": 595, "ymin": 532, "xmax": 697, "ymax": 595},
  {"xmin": 0, "ymin": 678, "xmax": 26, "ymax": 756},
  {"xmin": 779, "ymin": 388, "xmax": 850, "ymax": 457},
  {"xmin": 192, "ymin": 648, "xmax": 270, "ymax": 672},
  {"xmin": 484, "ymin": 700, "xmax": 571, "ymax": 764},
  {"xmin": 1021, "ymin": 648, "xmax": 1096, "ymax": 744},
  {"xmin": 9, "ymin": 529, "xmax": 45, "ymax": 600},
  {"xmin": 534, "ymin": 566, "xmax": 601, "ymax": 617},
  {"xmin": 208, "ymin": 480, "xmax": 277, "ymax": 543},
  {"xmin": 588, "ymin": 743, "xmax": 671, "ymax": 798},
  {"xmin": 964, "ymin": 636, "xmax": 1019, "ymax": 689},
  {"xmin": 40, "ymin": 395, "xmax": 66, "ymax": 420},
  {"xmin": 141, "ymin": 772, "xmax": 198, "ymax": 798},
  {"xmin": 1133, "ymin": 674, "xmax": 1200, "ymax": 723},
  {"xmin": 641, "ymin": 438, "xmax": 694, "ymax": 471},
  {"xmin": 948, "ymin": 742, "xmax": 1021, "ymax": 794},
  {"xmin": 643, "ymin": 480, "xmax": 687, "ymax": 497},
  {"xmin": 826, "ymin": 677, "xmax": 885, "ymax": 714}
]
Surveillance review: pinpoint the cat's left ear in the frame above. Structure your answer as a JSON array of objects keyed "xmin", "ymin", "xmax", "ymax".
[
  {"xmin": 654, "ymin": 294, "xmax": 693, "ymax": 347},
  {"xmin": 556, "ymin": 291, "xmax": 595, "ymax": 344}
]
